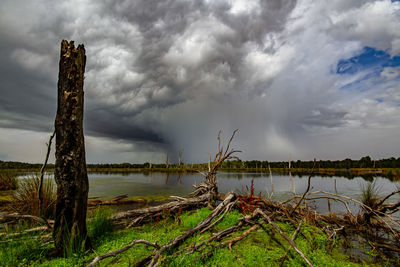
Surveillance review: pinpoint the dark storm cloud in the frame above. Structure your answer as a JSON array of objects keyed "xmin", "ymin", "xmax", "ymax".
[
  {"xmin": 0, "ymin": 0, "xmax": 296, "ymax": 149},
  {"xmin": 1, "ymin": 0, "xmax": 400, "ymax": 163},
  {"xmin": 302, "ymin": 108, "xmax": 348, "ymax": 129}
]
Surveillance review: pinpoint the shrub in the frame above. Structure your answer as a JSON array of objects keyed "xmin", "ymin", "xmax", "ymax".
[
  {"xmin": 12, "ymin": 176, "xmax": 56, "ymax": 219},
  {"xmin": 0, "ymin": 172, "xmax": 18, "ymax": 190}
]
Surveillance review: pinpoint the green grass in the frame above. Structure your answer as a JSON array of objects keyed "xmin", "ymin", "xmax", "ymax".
[
  {"xmin": 0, "ymin": 221, "xmax": 50, "ymax": 266},
  {"xmin": 0, "ymin": 207, "xmax": 379, "ymax": 267},
  {"xmin": 87, "ymin": 207, "xmax": 114, "ymax": 242}
]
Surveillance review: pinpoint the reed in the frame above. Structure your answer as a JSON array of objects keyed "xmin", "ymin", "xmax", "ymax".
[
  {"xmin": 0, "ymin": 172, "xmax": 18, "ymax": 190},
  {"xmin": 12, "ymin": 176, "xmax": 56, "ymax": 219}
]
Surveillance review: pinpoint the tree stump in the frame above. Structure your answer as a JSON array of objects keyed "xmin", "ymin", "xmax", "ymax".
[{"xmin": 53, "ymin": 40, "xmax": 90, "ymax": 253}]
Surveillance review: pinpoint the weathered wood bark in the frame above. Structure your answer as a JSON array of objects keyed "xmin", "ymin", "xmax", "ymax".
[{"xmin": 53, "ymin": 40, "xmax": 90, "ymax": 253}]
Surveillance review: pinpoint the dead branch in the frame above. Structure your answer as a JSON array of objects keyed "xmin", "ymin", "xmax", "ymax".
[
  {"xmin": 268, "ymin": 164, "xmax": 274, "ymax": 199},
  {"xmin": 289, "ymin": 159, "xmax": 316, "ymax": 216},
  {"xmin": 113, "ymin": 192, "xmax": 213, "ymax": 224},
  {"xmin": 255, "ymin": 208, "xmax": 313, "ymax": 267},
  {"xmin": 38, "ymin": 129, "xmax": 55, "ymax": 228},
  {"xmin": 179, "ymin": 214, "xmax": 256, "ymax": 263},
  {"xmin": 86, "ymin": 240, "xmax": 160, "ymax": 267},
  {"xmin": 296, "ymin": 196, "xmax": 353, "ymax": 215},
  {"xmin": 376, "ymin": 189, "xmax": 400, "ymax": 207},
  {"xmin": 0, "ymin": 213, "xmax": 54, "ymax": 226},
  {"xmin": 38, "ymin": 129, "xmax": 55, "ymax": 217},
  {"xmin": 178, "ymin": 150, "xmax": 183, "ymax": 166},
  {"xmin": 88, "ymin": 195, "xmax": 147, "ymax": 207},
  {"xmin": 177, "ymin": 215, "xmax": 250, "ymax": 261},
  {"xmin": 0, "ymin": 226, "xmax": 49, "ymax": 238},
  {"xmin": 200, "ymin": 200, "xmax": 237, "ymax": 234},
  {"xmin": 148, "ymin": 193, "xmax": 236, "ymax": 266},
  {"xmin": 307, "ymin": 190, "xmax": 400, "ymax": 228},
  {"xmin": 210, "ymin": 129, "xmax": 241, "ymax": 174},
  {"xmin": 280, "ymin": 219, "xmax": 304, "ymax": 267},
  {"xmin": 222, "ymin": 224, "xmax": 259, "ymax": 251}
]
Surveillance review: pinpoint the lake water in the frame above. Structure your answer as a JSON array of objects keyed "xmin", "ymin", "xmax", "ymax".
[{"xmin": 18, "ymin": 171, "xmax": 400, "ymax": 215}]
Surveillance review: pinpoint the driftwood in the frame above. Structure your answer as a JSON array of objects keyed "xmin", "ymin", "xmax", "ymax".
[
  {"xmin": 38, "ymin": 130, "xmax": 55, "ymax": 217},
  {"xmin": 0, "ymin": 226, "xmax": 49, "ymax": 238},
  {"xmin": 289, "ymin": 159, "xmax": 315, "ymax": 216},
  {"xmin": 280, "ymin": 219, "xmax": 304, "ymax": 267},
  {"xmin": 87, "ymin": 240, "xmax": 160, "ymax": 267},
  {"xmin": 87, "ymin": 195, "xmax": 147, "ymax": 207},
  {"xmin": 255, "ymin": 208, "xmax": 313, "ymax": 267},
  {"xmin": 113, "ymin": 192, "xmax": 212, "ymax": 225},
  {"xmin": 147, "ymin": 193, "xmax": 236, "ymax": 266},
  {"xmin": 223, "ymin": 224, "xmax": 259, "ymax": 251},
  {"xmin": 0, "ymin": 213, "xmax": 54, "ymax": 227}
]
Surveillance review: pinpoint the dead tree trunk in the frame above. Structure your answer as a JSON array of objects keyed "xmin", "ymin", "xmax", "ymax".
[
  {"xmin": 53, "ymin": 40, "xmax": 90, "ymax": 254},
  {"xmin": 178, "ymin": 150, "xmax": 183, "ymax": 167}
]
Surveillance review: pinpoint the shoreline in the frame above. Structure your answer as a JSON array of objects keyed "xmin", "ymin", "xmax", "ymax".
[{"xmin": 1, "ymin": 167, "xmax": 399, "ymax": 179}]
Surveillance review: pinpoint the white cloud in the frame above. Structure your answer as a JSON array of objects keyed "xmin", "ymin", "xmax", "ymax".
[
  {"xmin": 381, "ymin": 66, "xmax": 400, "ymax": 80},
  {"xmin": 329, "ymin": 0, "xmax": 400, "ymax": 55},
  {"xmin": 11, "ymin": 48, "xmax": 53, "ymax": 74},
  {"xmin": 0, "ymin": 128, "xmax": 55, "ymax": 163},
  {"xmin": 228, "ymin": 0, "xmax": 260, "ymax": 15}
]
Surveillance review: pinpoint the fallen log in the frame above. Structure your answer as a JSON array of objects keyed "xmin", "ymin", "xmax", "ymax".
[
  {"xmin": 0, "ymin": 213, "xmax": 54, "ymax": 226},
  {"xmin": 86, "ymin": 193, "xmax": 236, "ymax": 267},
  {"xmin": 86, "ymin": 240, "xmax": 160, "ymax": 267},
  {"xmin": 88, "ymin": 195, "xmax": 147, "ymax": 207},
  {"xmin": 112, "ymin": 192, "xmax": 213, "ymax": 226},
  {"xmin": 255, "ymin": 208, "xmax": 313, "ymax": 267},
  {"xmin": 148, "ymin": 193, "xmax": 236, "ymax": 266}
]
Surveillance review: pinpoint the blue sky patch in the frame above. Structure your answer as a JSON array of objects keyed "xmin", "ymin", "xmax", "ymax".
[
  {"xmin": 336, "ymin": 47, "xmax": 400, "ymax": 92},
  {"xmin": 336, "ymin": 47, "xmax": 400, "ymax": 75}
]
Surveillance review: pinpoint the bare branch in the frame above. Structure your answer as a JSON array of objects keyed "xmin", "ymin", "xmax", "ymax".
[
  {"xmin": 289, "ymin": 159, "xmax": 316, "ymax": 216},
  {"xmin": 86, "ymin": 240, "xmax": 160, "ymax": 267},
  {"xmin": 38, "ymin": 129, "xmax": 55, "ymax": 221},
  {"xmin": 255, "ymin": 208, "xmax": 313, "ymax": 267},
  {"xmin": 280, "ymin": 220, "xmax": 304, "ymax": 267},
  {"xmin": 224, "ymin": 129, "xmax": 239, "ymax": 156}
]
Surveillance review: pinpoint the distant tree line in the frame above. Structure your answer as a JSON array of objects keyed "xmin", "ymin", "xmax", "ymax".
[
  {"xmin": 227, "ymin": 156, "xmax": 400, "ymax": 169},
  {"xmin": 0, "ymin": 161, "xmax": 44, "ymax": 169},
  {"xmin": 1, "ymin": 156, "xmax": 400, "ymax": 170}
]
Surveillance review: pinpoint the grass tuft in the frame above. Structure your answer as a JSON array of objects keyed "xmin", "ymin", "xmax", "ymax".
[
  {"xmin": 12, "ymin": 176, "xmax": 56, "ymax": 219},
  {"xmin": 0, "ymin": 172, "xmax": 18, "ymax": 190},
  {"xmin": 87, "ymin": 207, "xmax": 114, "ymax": 244},
  {"xmin": 360, "ymin": 180, "xmax": 381, "ymax": 211}
]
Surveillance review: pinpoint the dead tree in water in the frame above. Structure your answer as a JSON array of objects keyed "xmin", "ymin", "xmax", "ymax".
[
  {"xmin": 53, "ymin": 40, "xmax": 90, "ymax": 253},
  {"xmin": 190, "ymin": 130, "xmax": 240, "ymax": 200},
  {"xmin": 113, "ymin": 130, "xmax": 241, "ymax": 225},
  {"xmin": 178, "ymin": 150, "xmax": 183, "ymax": 167}
]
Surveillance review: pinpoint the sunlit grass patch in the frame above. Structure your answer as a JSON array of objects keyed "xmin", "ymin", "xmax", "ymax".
[{"xmin": 0, "ymin": 207, "xmax": 371, "ymax": 266}]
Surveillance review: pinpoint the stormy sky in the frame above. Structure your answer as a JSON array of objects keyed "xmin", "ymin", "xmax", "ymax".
[{"xmin": 0, "ymin": 0, "xmax": 400, "ymax": 163}]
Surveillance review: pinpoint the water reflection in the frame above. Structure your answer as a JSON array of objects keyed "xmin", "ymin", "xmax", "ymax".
[{"xmin": 16, "ymin": 171, "xmax": 399, "ymax": 216}]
